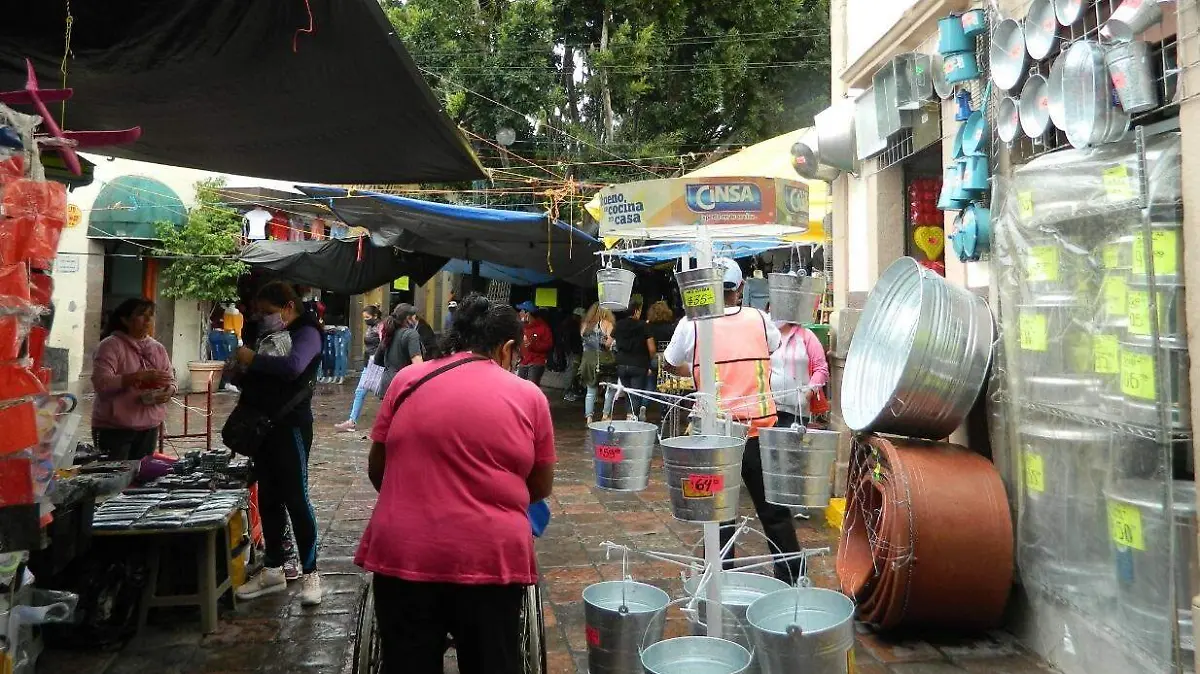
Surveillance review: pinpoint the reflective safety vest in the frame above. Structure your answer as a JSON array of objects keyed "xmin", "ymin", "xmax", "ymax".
[{"xmin": 691, "ymin": 308, "xmax": 777, "ymax": 436}]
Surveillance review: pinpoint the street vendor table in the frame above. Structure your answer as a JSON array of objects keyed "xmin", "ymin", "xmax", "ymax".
[{"xmin": 91, "ymin": 490, "xmax": 246, "ymax": 635}]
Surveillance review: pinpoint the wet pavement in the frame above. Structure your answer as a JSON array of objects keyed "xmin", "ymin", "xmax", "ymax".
[{"xmin": 36, "ymin": 383, "xmax": 1055, "ymax": 673}]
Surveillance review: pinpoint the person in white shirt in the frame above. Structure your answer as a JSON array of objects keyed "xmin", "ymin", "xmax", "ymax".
[{"xmin": 244, "ymin": 208, "xmax": 271, "ymax": 241}]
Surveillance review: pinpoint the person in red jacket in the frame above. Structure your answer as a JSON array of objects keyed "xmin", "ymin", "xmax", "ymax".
[{"xmin": 516, "ymin": 301, "xmax": 553, "ymax": 387}]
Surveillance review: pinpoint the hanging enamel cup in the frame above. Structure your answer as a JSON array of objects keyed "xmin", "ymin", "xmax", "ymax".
[
  {"xmin": 961, "ymin": 9, "xmax": 987, "ymax": 38},
  {"xmin": 938, "ymin": 15, "xmax": 972, "ymax": 54},
  {"xmin": 959, "ymin": 155, "xmax": 990, "ymax": 193},
  {"xmin": 943, "ymin": 52, "xmax": 981, "ymax": 84}
]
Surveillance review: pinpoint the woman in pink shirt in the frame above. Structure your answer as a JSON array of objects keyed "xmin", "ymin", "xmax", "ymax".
[
  {"xmin": 357, "ymin": 294, "xmax": 555, "ymax": 674},
  {"xmin": 91, "ymin": 298, "xmax": 175, "ymax": 460},
  {"xmin": 768, "ymin": 319, "xmax": 830, "ymax": 428}
]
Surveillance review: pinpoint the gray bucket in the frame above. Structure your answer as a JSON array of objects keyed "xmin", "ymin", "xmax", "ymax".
[
  {"xmin": 599, "ymin": 267, "xmax": 637, "ymax": 312},
  {"xmin": 641, "ymin": 636, "xmax": 752, "ymax": 674},
  {"xmin": 1105, "ymin": 41, "xmax": 1159, "ymax": 115},
  {"xmin": 746, "ymin": 588, "xmax": 855, "ymax": 674},
  {"xmin": 675, "ymin": 267, "xmax": 725, "ymax": 321},
  {"xmin": 684, "ymin": 572, "xmax": 789, "ymax": 673},
  {"xmin": 758, "ymin": 427, "xmax": 841, "ymax": 509},
  {"xmin": 584, "ymin": 580, "xmax": 671, "ymax": 674},
  {"xmin": 767, "ymin": 273, "xmax": 825, "ymax": 325},
  {"xmin": 591, "ymin": 420, "xmax": 658, "ymax": 492},
  {"xmin": 661, "ymin": 435, "xmax": 746, "ymax": 522}
]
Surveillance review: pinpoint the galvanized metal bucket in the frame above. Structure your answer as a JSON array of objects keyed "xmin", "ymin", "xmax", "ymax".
[
  {"xmin": 1106, "ymin": 41, "xmax": 1159, "ymax": 114},
  {"xmin": 584, "ymin": 580, "xmax": 671, "ymax": 674},
  {"xmin": 641, "ymin": 636, "xmax": 752, "ymax": 674},
  {"xmin": 758, "ymin": 426, "xmax": 841, "ymax": 509},
  {"xmin": 598, "ymin": 267, "xmax": 637, "ymax": 312},
  {"xmin": 1101, "ymin": 0, "xmax": 1164, "ymax": 43},
  {"xmin": 661, "ymin": 434, "xmax": 746, "ymax": 522},
  {"xmin": 591, "ymin": 420, "xmax": 658, "ymax": 492},
  {"xmin": 675, "ymin": 267, "xmax": 725, "ymax": 321},
  {"xmin": 746, "ymin": 588, "xmax": 856, "ymax": 674},
  {"xmin": 684, "ymin": 571, "xmax": 790, "ymax": 670},
  {"xmin": 767, "ymin": 273, "xmax": 825, "ymax": 325}
]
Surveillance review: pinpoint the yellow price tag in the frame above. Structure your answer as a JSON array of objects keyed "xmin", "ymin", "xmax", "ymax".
[
  {"xmin": 1132, "ymin": 230, "xmax": 1179, "ymax": 277},
  {"xmin": 535, "ymin": 287, "xmax": 558, "ymax": 308},
  {"xmin": 683, "ymin": 286, "xmax": 715, "ymax": 308},
  {"xmin": 1102, "ymin": 165, "xmax": 1136, "ymax": 202},
  {"xmin": 1094, "ymin": 334, "xmax": 1119, "ymax": 374},
  {"xmin": 1127, "ymin": 289, "xmax": 1150, "ymax": 336},
  {"xmin": 1102, "ymin": 243, "xmax": 1121, "ymax": 270},
  {"xmin": 1108, "ymin": 501, "xmax": 1145, "ymax": 550},
  {"xmin": 1103, "ymin": 275, "xmax": 1127, "ymax": 316},
  {"xmin": 1023, "ymin": 451, "xmax": 1046, "ymax": 493},
  {"xmin": 1027, "ymin": 246, "xmax": 1059, "ymax": 283},
  {"xmin": 597, "ymin": 283, "xmax": 606, "ymax": 301},
  {"xmin": 1121, "ymin": 348, "xmax": 1156, "ymax": 400},
  {"xmin": 392, "ymin": 276, "xmax": 409, "ymax": 291},
  {"xmin": 1018, "ymin": 192, "xmax": 1034, "ymax": 220},
  {"xmin": 1019, "ymin": 313, "xmax": 1048, "ymax": 352}
]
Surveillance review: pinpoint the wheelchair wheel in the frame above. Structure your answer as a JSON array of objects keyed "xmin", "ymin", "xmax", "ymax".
[
  {"xmin": 521, "ymin": 582, "xmax": 547, "ymax": 674},
  {"xmin": 352, "ymin": 581, "xmax": 383, "ymax": 674}
]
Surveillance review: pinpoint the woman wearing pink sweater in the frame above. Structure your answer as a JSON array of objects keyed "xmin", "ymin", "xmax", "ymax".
[
  {"xmin": 91, "ymin": 298, "xmax": 175, "ymax": 460},
  {"xmin": 768, "ymin": 320, "xmax": 829, "ymax": 428}
]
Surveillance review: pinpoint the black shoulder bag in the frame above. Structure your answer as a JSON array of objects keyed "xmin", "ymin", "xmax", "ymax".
[{"xmin": 222, "ymin": 385, "xmax": 314, "ymax": 459}]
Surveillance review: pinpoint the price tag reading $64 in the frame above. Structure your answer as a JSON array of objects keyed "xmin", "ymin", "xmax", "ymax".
[
  {"xmin": 683, "ymin": 474, "xmax": 725, "ymax": 498},
  {"xmin": 683, "ymin": 286, "xmax": 716, "ymax": 308},
  {"xmin": 594, "ymin": 445, "xmax": 624, "ymax": 463}
]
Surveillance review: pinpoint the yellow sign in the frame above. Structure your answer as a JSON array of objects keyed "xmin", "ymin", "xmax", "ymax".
[
  {"xmin": 1094, "ymin": 334, "xmax": 1119, "ymax": 374},
  {"xmin": 1108, "ymin": 501, "xmax": 1145, "ymax": 550},
  {"xmin": 1027, "ymin": 247, "xmax": 1059, "ymax": 283},
  {"xmin": 595, "ymin": 176, "xmax": 810, "ymax": 237},
  {"xmin": 1102, "ymin": 165, "xmax": 1136, "ymax": 202},
  {"xmin": 1131, "ymin": 230, "xmax": 1178, "ymax": 277},
  {"xmin": 535, "ymin": 287, "xmax": 558, "ymax": 308},
  {"xmin": 1121, "ymin": 348, "xmax": 1156, "ymax": 400},
  {"xmin": 1017, "ymin": 192, "xmax": 1034, "ymax": 220},
  {"xmin": 683, "ymin": 286, "xmax": 716, "ymax": 308},
  {"xmin": 1127, "ymin": 289, "xmax": 1150, "ymax": 336},
  {"xmin": 1103, "ymin": 275, "xmax": 1127, "ymax": 316},
  {"xmin": 1102, "ymin": 243, "xmax": 1120, "ymax": 269},
  {"xmin": 1019, "ymin": 313, "xmax": 1048, "ymax": 352},
  {"xmin": 1023, "ymin": 451, "xmax": 1046, "ymax": 493},
  {"xmin": 393, "ymin": 276, "xmax": 410, "ymax": 291},
  {"xmin": 66, "ymin": 203, "xmax": 82, "ymax": 229}
]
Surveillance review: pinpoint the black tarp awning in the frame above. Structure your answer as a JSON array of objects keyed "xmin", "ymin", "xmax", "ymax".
[
  {"xmin": 0, "ymin": 0, "xmax": 484, "ymax": 184},
  {"xmin": 240, "ymin": 239, "xmax": 446, "ymax": 295}
]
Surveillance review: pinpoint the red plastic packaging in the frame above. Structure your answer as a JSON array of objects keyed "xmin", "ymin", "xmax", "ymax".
[
  {"xmin": 0, "ymin": 263, "xmax": 30, "ymax": 310},
  {"xmin": 0, "ymin": 154, "xmax": 25, "ymax": 187},
  {"xmin": 35, "ymin": 367, "xmax": 50, "ymax": 388},
  {"xmin": 29, "ymin": 270, "xmax": 51, "ymax": 307},
  {"xmin": 0, "ymin": 315, "xmax": 27, "ymax": 361},
  {"xmin": 28, "ymin": 213, "xmax": 65, "ymax": 266},
  {"xmin": 0, "ymin": 454, "xmax": 33, "ymax": 505},
  {"xmin": 0, "ymin": 401, "xmax": 38, "ymax": 455},
  {"xmin": 27, "ymin": 325, "xmax": 46, "ymax": 369},
  {"xmin": 0, "ymin": 217, "xmax": 33, "ymax": 266},
  {"xmin": 0, "ymin": 363, "xmax": 45, "ymax": 401}
]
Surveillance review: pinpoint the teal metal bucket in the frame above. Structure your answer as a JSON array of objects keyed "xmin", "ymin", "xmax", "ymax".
[
  {"xmin": 959, "ymin": 155, "xmax": 990, "ymax": 192},
  {"xmin": 937, "ymin": 15, "xmax": 971, "ymax": 54},
  {"xmin": 960, "ymin": 9, "xmax": 987, "ymax": 38},
  {"xmin": 937, "ymin": 164, "xmax": 970, "ymax": 211},
  {"xmin": 943, "ymin": 52, "xmax": 980, "ymax": 84},
  {"xmin": 961, "ymin": 110, "xmax": 988, "ymax": 156}
]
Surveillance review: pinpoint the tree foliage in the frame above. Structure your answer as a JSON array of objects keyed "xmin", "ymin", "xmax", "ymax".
[
  {"xmin": 155, "ymin": 178, "xmax": 247, "ymax": 303},
  {"xmin": 385, "ymin": 0, "xmax": 831, "ymax": 200}
]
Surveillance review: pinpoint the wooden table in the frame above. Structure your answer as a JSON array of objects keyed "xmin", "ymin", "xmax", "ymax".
[{"xmin": 93, "ymin": 509, "xmax": 239, "ymax": 635}]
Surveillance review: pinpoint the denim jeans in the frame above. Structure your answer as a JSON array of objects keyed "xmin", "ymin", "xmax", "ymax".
[
  {"xmin": 585, "ymin": 385, "xmax": 616, "ymax": 420},
  {"xmin": 615, "ymin": 365, "xmax": 651, "ymax": 419}
]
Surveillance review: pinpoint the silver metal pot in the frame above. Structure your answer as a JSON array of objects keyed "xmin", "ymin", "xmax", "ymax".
[
  {"xmin": 991, "ymin": 19, "xmax": 1029, "ymax": 92},
  {"xmin": 814, "ymin": 100, "xmax": 858, "ymax": 174},
  {"xmin": 1131, "ymin": 221, "xmax": 1184, "ymax": 284},
  {"xmin": 1125, "ymin": 278, "xmax": 1186, "ymax": 343},
  {"xmin": 1121, "ymin": 336, "xmax": 1191, "ymax": 429},
  {"xmin": 998, "ymin": 96, "xmax": 1021, "ymax": 144},
  {"xmin": 1063, "ymin": 41, "xmax": 1111, "ymax": 149},
  {"xmin": 1047, "ymin": 52, "xmax": 1068, "ymax": 131},
  {"xmin": 1025, "ymin": 0, "xmax": 1060, "ymax": 61},
  {"xmin": 1019, "ymin": 74, "xmax": 1051, "ymax": 139},
  {"xmin": 1014, "ymin": 295, "xmax": 1092, "ymax": 377}
]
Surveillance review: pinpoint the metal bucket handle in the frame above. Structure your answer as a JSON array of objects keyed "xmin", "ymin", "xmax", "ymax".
[{"xmin": 638, "ymin": 595, "xmax": 754, "ymax": 663}]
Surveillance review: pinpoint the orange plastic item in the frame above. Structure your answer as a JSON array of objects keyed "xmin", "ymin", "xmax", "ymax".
[
  {"xmin": 0, "ymin": 454, "xmax": 33, "ymax": 505},
  {"xmin": 27, "ymin": 213, "xmax": 64, "ymax": 266},
  {"xmin": 27, "ymin": 325, "xmax": 46, "ymax": 369},
  {"xmin": 248, "ymin": 483, "xmax": 264, "ymax": 546},
  {"xmin": 3, "ymin": 180, "xmax": 66, "ymax": 225},
  {"xmin": 29, "ymin": 270, "xmax": 51, "ymax": 307},
  {"xmin": 0, "ymin": 316, "xmax": 25, "ymax": 361},
  {"xmin": 0, "ymin": 217, "xmax": 32, "ymax": 266},
  {"xmin": 0, "ymin": 264, "xmax": 30, "ymax": 310},
  {"xmin": 0, "ymin": 364, "xmax": 44, "ymax": 401},
  {"xmin": 34, "ymin": 367, "xmax": 50, "ymax": 387},
  {"xmin": 0, "ymin": 401, "xmax": 38, "ymax": 455},
  {"xmin": 0, "ymin": 154, "xmax": 24, "ymax": 186}
]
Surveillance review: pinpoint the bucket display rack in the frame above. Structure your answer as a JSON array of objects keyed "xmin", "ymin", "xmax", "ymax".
[{"xmin": 993, "ymin": 128, "xmax": 1195, "ymax": 673}]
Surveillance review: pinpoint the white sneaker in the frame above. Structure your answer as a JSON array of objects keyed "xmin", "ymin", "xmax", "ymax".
[
  {"xmin": 300, "ymin": 572, "xmax": 323, "ymax": 606},
  {"xmin": 236, "ymin": 567, "xmax": 287, "ymax": 600}
]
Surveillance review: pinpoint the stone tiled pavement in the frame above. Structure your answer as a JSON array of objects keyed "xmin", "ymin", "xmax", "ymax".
[{"xmin": 37, "ymin": 384, "xmax": 1055, "ymax": 673}]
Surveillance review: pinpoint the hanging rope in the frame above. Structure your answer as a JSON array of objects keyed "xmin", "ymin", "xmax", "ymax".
[
  {"xmin": 294, "ymin": 0, "xmax": 315, "ymax": 53},
  {"xmin": 59, "ymin": 0, "xmax": 74, "ymax": 126}
]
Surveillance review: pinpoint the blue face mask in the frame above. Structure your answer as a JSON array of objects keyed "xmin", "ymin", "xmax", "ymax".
[{"xmin": 261, "ymin": 313, "xmax": 286, "ymax": 333}]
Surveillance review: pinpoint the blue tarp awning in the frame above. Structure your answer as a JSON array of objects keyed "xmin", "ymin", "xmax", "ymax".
[
  {"xmin": 616, "ymin": 240, "xmax": 786, "ymax": 267},
  {"xmin": 440, "ymin": 259, "xmax": 554, "ymax": 286},
  {"xmin": 298, "ymin": 186, "xmax": 600, "ymax": 286}
]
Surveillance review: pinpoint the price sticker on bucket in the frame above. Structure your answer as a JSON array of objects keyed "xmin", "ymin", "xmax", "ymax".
[
  {"xmin": 1017, "ymin": 192, "xmax": 1034, "ymax": 220},
  {"xmin": 1102, "ymin": 243, "xmax": 1120, "ymax": 269},
  {"xmin": 595, "ymin": 445, "xmax": 624, "ymax": 463},
  {"xmin": 682, "ymin": 286, "xmax": 716, "ymax": 308},
  {"xmin": 1093, "ymin": 334, "xmax": 1119, "ymax": 374},
  {"xmin": 1120, "ymin": 348, "xmax": 1156, "ymax": 400},
  {"xmin": 1103, "ymin": 274, "xmax": 1127, "ymax": 316},
  {"xmin": 1018, "ymin": 313, "xmax": 1048, "ymax": 352},
  {"xmin": 1027, "ymin": 246, "xmax": 1058, "ymax": 282},
  {"xmin": 1132, "ymin": 230, "xmax": 1179, "ymax": 277},
  {"xmin": 683, "ymin": 474, "xmax": 725, "ymax": 498},
  {"xmin": 1022, "ymin": 451, "xmax": 1045, "ymax": 493},
  {"xmin": 586, "ymin": 626, "xmax": 601, "ymax": 647},
  {"xmin": 1108, "ymin": 501, "xmax": 1145, "ymax": 551},
  {"xmin": 1102, "ymin": 165, "xmax": 1136, "ymax": 202},
  {"xmin": 1126, "ymin": 289, "xmax": 1151, "ymax": 336}
]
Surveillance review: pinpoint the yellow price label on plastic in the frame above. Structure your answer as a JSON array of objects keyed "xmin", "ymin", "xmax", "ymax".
[
  {"xmin": 1102, "ymin": 165, "xmax": 1136, "ymax": 202},
  {"xmin": 1127, "ymin": 289, "xmax": 1151, "ymax": 336},
  {"xmin": 1023, "ymin": 451, "xmax": 1046, "ymax": 493},
  {"xmin": 1019, "ymin": 313, "xmax": 1048, "ymax": 352},
  {"xmin": 1027, "ymin": 246, "xmax": 1059, "ymax": 283},
  {"xmin": 1121, "ymin": 348, "xmax": 1156, "ymax": 400},
  {"xmin": 1093, "ymin": 334, "xmax": 1119, "ymax": 374},
  {"xmin": 682, "ymin": 286, "xmax": 715, "ymax": 308},
  {"xmin": 1103, "ymin": 275, "xmax": 1127, "ymax": 317},
  {"xmin": 1108, "ymin": 501, "xmax": 1145, "ymax": 550},
  {"xmin": 1131, "ymin": 230, "xmax": 1179, "ymax": 277},
  {"xmin": 1102, "ymin": 243, "xmax": 1121, "ymax": 269},
  {"xmin": 1018, "ymin": 192, "xmax": 1034, "ymax": 220}
]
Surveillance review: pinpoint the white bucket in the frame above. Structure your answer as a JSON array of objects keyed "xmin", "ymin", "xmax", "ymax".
[
  {"xmin": 187, "ymin": 361, "xmax": 224, "ymax": 393},
  {"xmin": 598, "ymin": 267, "xmax": 636, "ymax": 311}
]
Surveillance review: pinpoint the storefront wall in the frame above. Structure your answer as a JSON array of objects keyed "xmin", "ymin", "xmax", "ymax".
[{"xmin": 830, "ymin": 1, "xmax": 1200, "ymax": 673}]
